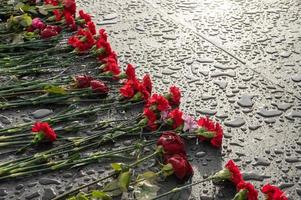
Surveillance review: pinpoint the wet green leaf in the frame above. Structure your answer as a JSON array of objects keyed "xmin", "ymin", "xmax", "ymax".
[
  {"xmin": 137, "ymin": 171, "xmax": 158, "ymax": 183},
  {"xmin": 118, "ymin": 171, "xmax": 131, "ymax": 192},
  {"xmin": 20, "ymin": 14, "xmax": 32, "ymax": 27},
  {"xmin": 38, "ymin": 7, "xmax": 48, "ymax": 15},
  {"xmin": 103, "ymin": 180, "xmax": 122, "ymax": 197},
  {"xmin": 133, "ymin": 180, "xmax": 160, "ymax": 200},
  {"xmin": 44, "ymin": 85, "xmax": 67, "ymax": 95},
  {"xmin": 161, "ymin": 163, "xmax": 174, "ymax": 177},
  {"xmin": 91, "ymin": 190, "xmax": 112, "ymax": 200},
  {"xmin": 111, "ymin": 163, "xmax": 122, "ymax": 172}
]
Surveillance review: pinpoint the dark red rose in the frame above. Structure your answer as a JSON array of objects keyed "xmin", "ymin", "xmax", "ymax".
[
  {"xmin": 197, "ymin": 117, "xmax": 223, "ymax": 148},
  {"xmin": 142, "ymin": 74, "xmax": 152, "ymax": 93},
  {"xmin": 74, "ymin": 75, "xmax": 93, "ymax": 88},
  {"xmin": 90, "ymin": 80, "xmax": 109, "ymax": 94},
  {"xmin": 40, "ymin": 25, "xmax": 61, "ymax": 38},
  {"xmin": 261, "ymin": 184, "xmax": 288, "ymax": 200},
  {"xmin": 32, "ymin": 122, "xmax": 57, "ymax": 142},
  {"xmin": 167, "ymin": 109, "xmax": 184, "ymax": 129},
  {"xmin": 157, "ymin": 131, "xmax": 185, "ymax": 155},
  {"xmin": 147, "ymin": 94, "xmax": 170, "ymax": 112},
  {"xmin": 236, "ymin": 181, "xmax": 258, "ymax": 200},
  {"xmin": 79, "ymin": 10, "xmax": 92, "ymax": 23},
  {"xmin": 125, "ymin": 64, "xmax": 136, "ymax": 80},
  {"xmin": 143, "ymin": 108, "xmax": 157, "ymax": 130},
  {"xmin": 168, "ymin": 86, "xmax": 181, "ymax": 106},
  {"xmin": 166, "ymin": 153, "xmax": 193, "ymax": 181},
  {"xmin": 225, "ymin": 160, "xmax": 243, "ymax": 186},
  {"xmin": 32, "ymin": 18, "xmax": 46, "ymax": 30}
]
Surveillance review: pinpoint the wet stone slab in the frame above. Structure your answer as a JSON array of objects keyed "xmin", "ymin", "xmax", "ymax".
[{"xmin": 0, "ymin": 0, "xmax": 300, "ymax": 199}]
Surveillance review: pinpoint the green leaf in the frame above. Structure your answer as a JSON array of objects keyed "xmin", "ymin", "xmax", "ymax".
[
  {"xmin": 44, "ymin": 85, "xmax": 67, "ymax": 95},
  {"xmin": 14, "ymin": 2, "xmax": 25, "ymax": 10},
  {"xmin": 91, "ymin": 190, "xmax": 112, "ymax": 200},
  {"xmin": 133, "ymin": 180, "xmax": 160, "ymax": 200},
  {"xmin": 111, "ymin": 163, "xmax": 122, "ymax": 172},
  {"xmin": 12, "ymin": 34, "xmax": 24, "ymax": 44},
  {"xmin": 137, "ymin": 171, "xmax": 158, "ymax": 183},
  {"xmin": 103, "ymin": 180, "xmax": 122, "ymax": 197},
  {"xmin": 75, "ymin": 193, "xmax": 89, "ymax": 200},
  {"xmin": 118, "ymin": 171, "xmax": 131, "ymax": 192}
]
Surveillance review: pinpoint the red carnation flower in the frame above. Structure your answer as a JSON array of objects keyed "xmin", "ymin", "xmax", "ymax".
[
  {"xmin": 99, "ymin": 29, "xmax": 108, "ymax": 41},
  {"xmin": 32, "ymin": 122, "xmax": 57, "ymax": 142},
  {"xmin": 157, "ymin": 131, "xmax": 185, "ymax": 155},
  {"xmin": 143, "ymin": 108, "xmax": 157, "ymax": 130},
  {"xmin": 167, "ymin": 109, "xmax": 184, "ymax": 129},
  {"xmin": 64, "ymin": 11, "xmax": 77, "ymax": 30},
  {"xmin": 196, "ymin": 117, "xmax": 223, "ymax": 148},
  {"xmin": 142, "ymin": 74, "xmax": 152, "ymax": 93},
  {"xmin": 165, "ymin": 153, "xmax": 193, "ymax": 181},
  {"xmin": 236, "ymin": 181, "xmax": 258, "ymax": 200},
  {"xmin": 125, "ymin": 64, "xmax": 136, "ymax": 80},
  {"xmin": 87, "ymin": 21, "xmax": 96, "ymax": 35},
  {"xmin": 79, "ymin": 10, "xmax": 92, "ymax": 23},
  {"xmin": 44, "ymin": 0, "xmax": 58, "ymax": 6},
  {"xmin": 74, "ymin": 75, "xmax": 93, "ymax": 88},
  {"xmin": 96, "ymin": 38, "xmax": 112, "ymax": 60},
  {"xmin": 53, "ymin": 9, "xmax": 63, "ymax": 21},
  {"xmin": 102, "ymin": 56, "xmax": 121, "ymax": 76},
  {"xmin": 63, "ymin": 0, "xmax": 76, "ymax": 15},
  {"xmin": 120, "ymin": 80, "xmax": 135, "ymax": 98},
  {"xmin": 90, "ymin": 80, "xmax": 109, "ymax": 94},
  {"xmin": 225, "ymin": 160, "xmax": 243, "ymax": 185},
  {"xmin": 168, "ymin": 86, "xmax": 181, "ymax": 106},
  {"xmin": 147, "ymin": 94, "xmax": 170, "ymax": 112},
  {"xmin": 261, "ymin": 184, "xmax": 288, "ymax": 200},
  {"xmin": 212, "ymin": 160, "xmax": 243, "ymax": 186}
]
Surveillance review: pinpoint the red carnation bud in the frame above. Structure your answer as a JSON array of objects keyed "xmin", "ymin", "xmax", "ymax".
[
  {"xmin": 32, "ymin": 122, "xmax": 57, "ymax": 142},
  {"xmin": 261, "ymin": 184, "xmax": 288, "ymax": 200},
  {"xmin": 90, "ymin": 80, "xmax": 109, "ymax": 94},
  {"xmin": 157, "ymin": 131, "xmax": 185, "ymax": 155},
  {"xmin": 165, "ymin": 153, "xmax": 193, "ymax": 181}
]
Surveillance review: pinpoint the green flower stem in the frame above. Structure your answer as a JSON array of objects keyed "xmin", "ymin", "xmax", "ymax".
[
  {"xmin": 151, "ymin": 177, "xmax": 214, "ymax": 200},
  {"xmin": 52, "ymin": 149, "xmax": 160, "ymax": 200}
]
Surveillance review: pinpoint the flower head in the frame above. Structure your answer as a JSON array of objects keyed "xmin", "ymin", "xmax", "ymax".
[
  {"xmin": 142, "ymin": 74, "xmax": 152, "ymax": 93},
  {"xmin": 32, "ymin": 122, "xmax": 57, "ymax": 142},
  {"xmin": 64, "ymin": 11, "xmax": 77, "ymax": 30},
  {"xmin": 90, "ymin": 80, "xmax": 109, "ymax": 94},
  {"xmin": 87, "ymin": 21, "xmax": 96, "ymax": 35},
  {"xmin": 157, "ymin": 131, "xmax": 185, "ymax": 155},
  {"xmin": 146, "ymin": 94, "xmax": 170, "ymax": 112},
  {"xmin": 196, "ymin": 117, "xmax": 223, "ymax": 148},
  {"xmin": 40, "ymin": 25, "xmax": 61, "ymax": 38},
  {"xmin": 63, "ymin": 0, "xmax": 76, "ymax": 15},
  {"xmin": 183, "ymin": 115, "xmax": 198, "ymax": 133},
  {"xmin": 167, "ymin": 109, "xmax": 184, "ymax": 129},
  {"xmin": 165, "ymin": 153, "xmax": 193, "ymax": 181},
  {"xmin": 74, "ymin": 75, "xmax": 93, "ymax": 88},
  {"xmin": 32, "ymin": 18, "xmax": 45, "ymax": 30},
  {"xmin": 125, "ymin": 64, "xmax": 136, "ymax": 81},
  {"xmin": 79, "ymin": 10, "xmax": 92, "ymax": 23},
  {"xmin": 212, "ymin": 160, "xmax": 243, "ymax": 186},
  {"xmin": 235, "ymin": 181, "xmax": 258, "ymax": 200},
  {"xmin": 143, "ymin": 108, "xmax": 158, "ymax": 130},
  {"xmin": 166, "ymin": 86, "xmax": 181, "ymax": 106},
  {"xmin": 261, "ymin": 184, "xmax": 288, "ymax": 200}
]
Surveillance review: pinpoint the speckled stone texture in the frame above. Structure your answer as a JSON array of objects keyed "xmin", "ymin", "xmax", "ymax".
[{"xmin": 0, "ymin": 0, "xmax": 300, "ymax": 199}]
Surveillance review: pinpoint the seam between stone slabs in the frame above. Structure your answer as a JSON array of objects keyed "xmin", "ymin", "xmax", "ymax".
[{"xmin": 143, "ymin": 0, "xmax": 300, "ymax": 100}]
